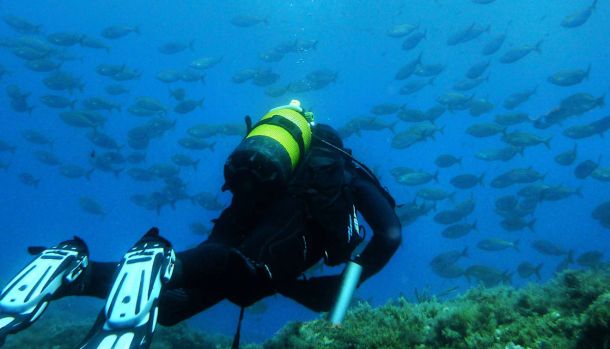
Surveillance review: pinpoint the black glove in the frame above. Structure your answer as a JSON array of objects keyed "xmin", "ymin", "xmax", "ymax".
[{"xmin": 277, "ymin": 275, "xmax": 343, "ymax": 312}]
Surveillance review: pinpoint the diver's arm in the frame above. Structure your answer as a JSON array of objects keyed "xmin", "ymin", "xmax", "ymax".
[{"xmin": 351, "ymin": 171, "xmax": 402, "ymax": 283}]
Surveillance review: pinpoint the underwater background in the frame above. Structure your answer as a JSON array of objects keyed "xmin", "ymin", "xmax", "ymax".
[{"xmin": 0, "ymin": 0, "xmax": 609, "ymax": 346}]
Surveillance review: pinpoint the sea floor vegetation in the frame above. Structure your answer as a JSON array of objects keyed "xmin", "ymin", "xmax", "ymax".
[{"xmin": 3, "ymin": 266, "xmax": 609, "ymax": 349}]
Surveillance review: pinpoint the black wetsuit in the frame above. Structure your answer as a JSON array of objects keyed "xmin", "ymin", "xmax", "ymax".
[{"xmin": 79, "ymin": 124, "xmax": 402, "ymax": 326}]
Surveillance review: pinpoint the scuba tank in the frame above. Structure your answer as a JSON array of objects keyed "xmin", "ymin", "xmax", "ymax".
[{"xmin": 224, "ymin": 100, "xmax": 315, "ymax": 197}]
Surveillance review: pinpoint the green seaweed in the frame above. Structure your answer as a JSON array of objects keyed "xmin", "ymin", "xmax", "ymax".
[{"xmin": 264, "ymin": 266, "xmax": 610, "ymax": 349}]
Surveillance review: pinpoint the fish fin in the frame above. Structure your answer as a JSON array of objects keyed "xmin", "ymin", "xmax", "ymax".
[
  {"xmin": 513, "ymin": 240, "xmax": 520, "ymax": 252},
  {"xmin": 471, "ymin": 220, "xmax": 478, "ymax": 232}
]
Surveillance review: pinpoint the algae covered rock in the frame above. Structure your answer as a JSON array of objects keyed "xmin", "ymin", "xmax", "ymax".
[
  {"xmin": 578, "ymin": 291, "xmax": 610, "ymax": 348},
  {"xmin": 263, "ymin": 266, "xmax": 610, "ymax": 349}
]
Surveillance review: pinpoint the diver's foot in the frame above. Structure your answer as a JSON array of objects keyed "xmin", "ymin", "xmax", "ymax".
[
  {"xmin": 79, "ymin": 227, "xmax": 175, "ymax": 349},
  {"xmin": 0, "ymin": 237, "xmax": 89, "ymax": 344}
]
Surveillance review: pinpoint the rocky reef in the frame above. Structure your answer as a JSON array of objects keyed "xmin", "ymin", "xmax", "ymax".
[
  {"xmin": 2, "ymin": 266, "xmax": 609, "ymax": 348},
  {"xmin": 264, "ymin": 266, "xmax": 610, "ymax": 349}
]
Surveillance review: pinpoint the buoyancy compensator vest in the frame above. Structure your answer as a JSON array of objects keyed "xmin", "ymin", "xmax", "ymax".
[{"xmin": 288, "ymin": 123, "xmax": 364, "ymax": 266}]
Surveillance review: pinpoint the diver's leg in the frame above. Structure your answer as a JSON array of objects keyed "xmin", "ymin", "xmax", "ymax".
[
  {"xmin": 78, "ymin": 228, "xmax": 175, "ymax": 349},
  {"xmin": 0, "ymin": 237, "xmax": 89, "ymax": 345}
]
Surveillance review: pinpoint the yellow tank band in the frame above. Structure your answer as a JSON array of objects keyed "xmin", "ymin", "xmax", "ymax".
[
  {"xmin": 261, "ymin": 108, "xmax": 312, "ymax": 150},
  {"xmin": 246, "ymin": 124, "xmax": 300, "ymax": 169}
]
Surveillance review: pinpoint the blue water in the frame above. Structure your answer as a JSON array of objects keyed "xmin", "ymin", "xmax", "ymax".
[{"xmin": 1, "ymin": 0, "xmax": 609, "ymax": 344}]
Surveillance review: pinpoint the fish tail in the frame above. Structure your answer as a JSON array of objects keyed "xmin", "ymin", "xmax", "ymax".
[
  {"xmin": 189, "ymin": 39, "xmax": 196, "ymax": 52},
  {"xmin": 449, "ymin": 191, "xmax": 457, "ymax": 203},
  {"xmin": 527, "ymin": 219, "xmax": 536, "ymax": 233},
  {"xmin": 433, "ymin": 169, "xmax": 439, "ymax": 183},
  {"xmin": 113, "ymin": 168, "xmax": 124, "ymax": 179},
  {"xmin": 209, "ymin": 142, "xmax": 216, "ymax": 151},
  {"xmin": 534, "ymin": 263, "xmax": 543, "ymax": 280},
  {"xmin": 534, "ymin": 40, "xmax": 543, "ymax": 53},
  {"xmin": 575, "ymin": 186, "xmax": 584, "ymax": 198},
  {"xmin": 462, "ymin": 247, "xmax": 469, "ymax": 258},
  {"xmin": 478, "ymin": 173, "xmax": 486, "ymax": 187},
  {"xmin": 502, "ymin": 271, "xmax": 513, "ymax": 285},
  {"xmin": 70, "ymin": 99, "xmax": 77, "ymax": 109},
  {"xmin": 193, "ymin": 159, "xmax": 200, "ymax": 171},
  {"xmin": 544, "ymin": 137, "xmax": 552, "ymax": 149},
  {"xmin": 596, "ymin": 95, "xmax": 605, "ymax": 108},
  {"xmin": 85, "ymin": 168, "xmax": 94, "ymax": 181},
  {"xmin": 500, "ymin": 126, "xmax": 508, "ymax": 136},
  {"xmin": 134, "ymin": 25, "xmax": 141, "ymax": 35},
  {"xmin": 513, "ymin": 239, "xmax": 520, "ymax": 252},
  {"xmin": 10, "ymin": 146, "xmax": 16, "ymax": 154},
  {"xmin": 471, "ymin": 220, "xmax": 478, "ymax": 232},
  {"xmin": 34, "ymin": 179, "xmax": 40, "ymax": 188},
  {"xmin": 567, "ymin": 250, "xmax": 574, "ymax": 264}
]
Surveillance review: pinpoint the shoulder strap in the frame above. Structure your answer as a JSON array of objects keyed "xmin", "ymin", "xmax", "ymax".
[{"xmin": 312, "ymin": 134, "xmax": 396, "ymax": 208}]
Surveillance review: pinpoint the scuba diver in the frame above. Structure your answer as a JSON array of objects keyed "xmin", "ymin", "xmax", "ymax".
[{"xmin": 0, "ymin": 100, "xmax": 402, "ymax": 348}]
